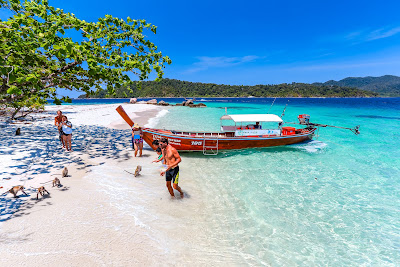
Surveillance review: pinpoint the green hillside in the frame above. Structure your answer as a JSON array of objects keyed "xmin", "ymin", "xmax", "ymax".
[
  {"xmin": 316, "ymin": 75, "xmax": 400, "ymax": 97},
  {"xmin": 81, "ymin": 78, "xmax": 377, "ymax": 98}
]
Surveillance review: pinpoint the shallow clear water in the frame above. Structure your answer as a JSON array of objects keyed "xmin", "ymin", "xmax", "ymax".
[
  {"xmin": 155, "ymin": 98, "xmax": 400, "ymax": 265},
  {"xmin": 62, "ymin": 98, "xmax": 400, "ymax": 265}
]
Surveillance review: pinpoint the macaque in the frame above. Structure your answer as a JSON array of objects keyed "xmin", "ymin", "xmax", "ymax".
[
  {"xmin": 62, "ymin": 167, "xmax": 68, "ymax": 178},
  {"xmin": 52, "ymin": 177, "xmax": 61, "ymax": 187},
  {"xmin": 134, "ymin": 165, "xmax": 142, "ymax": 177},
  {"xmin": 36, "ymin": 186, "xmax": 50, "ymax": 200},
  {"xmin": 8, "ymin": 186, "xmax": 28, "ymax": 198}
]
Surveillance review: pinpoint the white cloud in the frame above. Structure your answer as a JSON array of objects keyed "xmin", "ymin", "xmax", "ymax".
[
  {"xmin": 319, "ymin": 25, "xmax": 400, "ymax": 47},
  {"xmin": 344, "ymin": 26, "xmax": 400, "ymax": 43},
  {"xmin": 184, "ymin": 55, "xmax": 260, "ymax": 73},
  {"xmin": 284, "ymin": 57, "xmax": 400, "ymax": 72},
  {"xmin": 366, "ymin": 26, "xmax": 400, "ymax": 41}
]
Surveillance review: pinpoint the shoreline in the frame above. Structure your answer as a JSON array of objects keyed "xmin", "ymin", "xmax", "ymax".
[
  {"xmin": 0, "ymin": 103, "xmax": 166, "ymax": 211},
  {"xmin": 0, "ymin": 103, "xmax": 246, "ymax": 265},
  {"xmin": 2, "ymin": 99, "xmax": 399, "ymax": 265},
  {"xmin": 0, "ymin": 103, "xmax": 174, "ymax": 265},
  {"xmin": 68, "ymin": 96, "xmax": 393, "ymax": 100}
]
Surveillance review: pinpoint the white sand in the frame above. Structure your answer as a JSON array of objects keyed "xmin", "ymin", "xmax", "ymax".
[
  {"xmin": 0, "ymin": 103, "xmax": 175, "ymax": 265},
  {"xmin": 0, "ymin": 103, "xmax": 246, "ymax": 266},
  {"xmin": 0, "ymin": 103, "xmax": 163, "ymax": 203}
]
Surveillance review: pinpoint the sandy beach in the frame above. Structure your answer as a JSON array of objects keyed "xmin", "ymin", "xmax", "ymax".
[
  {"xmin": 0, "ymin": 103, "xmax": 190, "ymax": 266},
  {"xmin": 1, "ymin": 101, "xmax": 249, "ymax": 267},
  {"xmin": 0, "ymin": 102, "xmax": 249, "ymax": 266},
  {"xmin": 2, "ymin": 98, "xmax": 400, "ymax": 266}
]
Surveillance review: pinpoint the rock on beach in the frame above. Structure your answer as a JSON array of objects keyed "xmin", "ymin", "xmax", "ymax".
[
  {"xmin": 147, "ymin": 99, "xmax": 157, "ymax": 104},
  {"xmin": 128, "ymin": 98, "xmax": 206, "ymax": 107}
]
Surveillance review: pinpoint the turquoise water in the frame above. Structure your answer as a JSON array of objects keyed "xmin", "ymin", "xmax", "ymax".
[{"xmin": 155, "ymin": 98, "xmax": 400, "ymax": 265}]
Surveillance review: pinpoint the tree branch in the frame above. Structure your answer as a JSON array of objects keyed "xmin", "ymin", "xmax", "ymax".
[{"xmin": 41, "ymin": 61, "xmax": 81, "ymax": 82}]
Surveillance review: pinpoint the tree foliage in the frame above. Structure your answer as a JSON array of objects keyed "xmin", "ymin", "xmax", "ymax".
[
  {"xmin": 8, "ymin": 94, "xmax": 46, "ymax": 119},
  {"xmin": 84, "ymin": 78, "xmax": 378, "ymax": 98},
  {"xmin": 0, "ymin": 0, "xmax": 171, "ymax": 110}
]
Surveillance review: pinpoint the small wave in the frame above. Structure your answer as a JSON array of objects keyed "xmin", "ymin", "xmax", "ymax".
[
  {"xmin": 145, "ymin": 109, "xmax": 169, "ymax": 128},
  {"xmin": 293, "ymin": 140, "xmax": 328, "ymax": 153}
]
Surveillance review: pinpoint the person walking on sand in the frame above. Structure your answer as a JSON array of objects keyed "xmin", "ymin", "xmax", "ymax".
[
  {"xmin": 61, "ymin": 115, "xmax": 73, "ymax": 151},
  {"xmin": 132, "ymin": 123, "xmax": 143, "ymax": 157},
  {"xmin": 54, "ymin": 110, "xmax": 65, "ymax": 149},
  {"xmin": 159, "ymin": 138, "xmax": 184, "ymax": 198}
]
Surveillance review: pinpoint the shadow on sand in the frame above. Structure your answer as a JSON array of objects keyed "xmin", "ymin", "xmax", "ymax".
[{"xmin": 0, "ymin": 122, "xmax": 135, "ymax": 222}]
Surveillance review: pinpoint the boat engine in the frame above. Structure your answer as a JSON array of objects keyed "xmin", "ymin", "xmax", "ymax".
[{"xmin": 298, "ymin": 114, "xmax": 310, "ymax": 125}]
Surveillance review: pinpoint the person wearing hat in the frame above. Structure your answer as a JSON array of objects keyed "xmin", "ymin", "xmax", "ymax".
[{"xmin": 132, "ymin": 123, "xmax": 144, "ymax": 157}]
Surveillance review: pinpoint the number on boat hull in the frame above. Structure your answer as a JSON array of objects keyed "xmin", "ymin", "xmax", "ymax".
[{"xmin": 191, "ymin": 141, "xmax": 202, "ymax": 146}]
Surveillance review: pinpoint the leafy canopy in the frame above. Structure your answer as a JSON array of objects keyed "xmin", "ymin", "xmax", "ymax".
[{"xmin": 0, "ymin": 0, "xmax": 171, "ymax": 105}]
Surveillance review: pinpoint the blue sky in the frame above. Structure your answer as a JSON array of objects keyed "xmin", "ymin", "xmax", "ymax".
[{"xmin": 3, "ymin": 0, "xmax": 400, "ymax": 97}]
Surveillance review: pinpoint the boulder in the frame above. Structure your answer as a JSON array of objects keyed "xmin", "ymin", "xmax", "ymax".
[
  {"xmin": 147, "ymin": 99, "xmax": 157, "ymax": 104},
  {"xmin": 189, "ymin": 103, "xmax": 206, "ymax": 108},
  {"xmin": 175, "ymin": 103, "xmax": 183, "ymax": 106},
  {"xmin": 129, "ymin": 98, "xmax": 137, "ymax": 104},
  {"xmin": 158, "ymin": 100, "xmax": 169, "ymax": 106},
  {"xmin": 185, "ymin": 99, "xmax": 194, "ymax": 106}
]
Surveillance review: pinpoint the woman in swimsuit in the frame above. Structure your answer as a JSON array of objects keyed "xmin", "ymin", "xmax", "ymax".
[
  {"xmin": 61, "ymin": 116, "xmax": 73, "ymax": 152},
  {"xmin": 132, "ymin": 123, "xmax": 143, "ymax": 157}
]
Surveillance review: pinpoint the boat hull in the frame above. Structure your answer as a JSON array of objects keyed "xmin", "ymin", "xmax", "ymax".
[{"xmin": 143, "ymin": 128, "xmax": 315, "ymax": 152}]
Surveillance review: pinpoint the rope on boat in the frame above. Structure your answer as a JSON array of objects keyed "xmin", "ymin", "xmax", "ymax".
[
  {"xmin": 309, "ymin": 123, "xmax": 360, "ymax": 135},
  {"xmin": 280, "ymin": 100, "xmax": 290, "ymax": 118},
  {"xmin": 267, "ymin": 97, "xmax": 277, "ymax": 114}
]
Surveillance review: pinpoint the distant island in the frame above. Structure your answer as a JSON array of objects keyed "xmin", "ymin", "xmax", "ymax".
[
  {"xmin": 314, "ymin": 75, "xmax": 400, "ymax": 97},
  {"xmin": 79, "ymin": 76, "xmax": 400, "ymax": 98}
]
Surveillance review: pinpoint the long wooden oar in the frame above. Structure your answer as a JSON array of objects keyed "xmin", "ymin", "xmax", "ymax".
[{"xmin": 116, "ymin": 105, "xmax": 134, "ymax": 128}]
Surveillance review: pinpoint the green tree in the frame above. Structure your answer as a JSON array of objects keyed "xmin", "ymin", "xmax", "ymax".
[
  {"xmin": 9, "ymin": 94, "xmax": 47, "ymax": 119},
  {"xmin": 0, "ymin": 0, "xmax": 171, "ymax": 115},
  {"xmin": 86, "ymin": 78, "xmax": 377, "ymax": 98}
]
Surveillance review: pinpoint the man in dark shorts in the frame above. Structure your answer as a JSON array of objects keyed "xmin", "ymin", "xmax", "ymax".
[
  {"xmin": 54, "ymin": 110, "xmax": 65, "ymax": 148},
  {"xmin": 159, "ymin": 138, "xmax": 184, "ymax": 198}
]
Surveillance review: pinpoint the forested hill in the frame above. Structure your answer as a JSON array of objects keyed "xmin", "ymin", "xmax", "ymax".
[
  {"xmin": 81, "ymin": 78, "xmax": 378, "ymax": 98},
  {"xmin": 315, "ymin": 75, "xmax": 400, "ymax": 97}
]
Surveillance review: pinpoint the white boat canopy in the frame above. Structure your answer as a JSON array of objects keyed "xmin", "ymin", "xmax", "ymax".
[{"xmin": 220, "ymin": 114, "xmax": 283, "ymax": 123}]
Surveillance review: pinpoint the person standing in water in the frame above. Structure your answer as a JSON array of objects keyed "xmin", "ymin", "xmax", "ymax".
[{"xmin": 159, "ymin": 138, "xmax": 184, "ymax": 198}]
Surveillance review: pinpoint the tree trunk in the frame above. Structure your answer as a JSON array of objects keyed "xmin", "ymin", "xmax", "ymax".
[
  {"xmin": 17, "ymin": 109, "xmax": 34, "ymax": 118},
  {"xmin": 11, "ymin": 107, "xmax": 21, "ymax": 120}
]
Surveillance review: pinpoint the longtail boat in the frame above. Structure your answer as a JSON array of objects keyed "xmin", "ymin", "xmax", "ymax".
[
  {"xmin": 116, "ymin": 105, "xmax": 359, "ymax": 155},
  {"xmin": 116, "ymin": 105, "xmax": 360, "ymax": 154}
]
